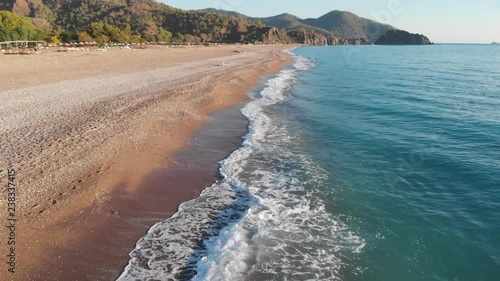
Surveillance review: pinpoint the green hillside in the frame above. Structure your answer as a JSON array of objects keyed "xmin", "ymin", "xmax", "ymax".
[
  {"xmin": 302, "ymin": 10, "xmax": 395, "ymax": 43},
  {"xmin": 0, "ymin": 10, "xmax": 47, "ymax": 41},
  {"xmin": 0, "ymin": 0, "xmax": 399, "ymax": 45},
  {"xmin": 0, "ymin": 0, "xmax": 329, "ymax": 44},
  {"xmin": 205, "ymin": 9, "xmax": 397, "ymax": 43}
]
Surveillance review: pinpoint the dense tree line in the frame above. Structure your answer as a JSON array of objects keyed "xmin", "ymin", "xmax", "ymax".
[
  {"xmin": 0, "ymin": 11, "xmax": 47, "ymax": 41},
  {"xmin": 0, "ymin": 0, "xmax": 312, "ymax": 44},
  {"xmin": 0, "ymin": 0, "xmax": 279, "ymax": 44}
]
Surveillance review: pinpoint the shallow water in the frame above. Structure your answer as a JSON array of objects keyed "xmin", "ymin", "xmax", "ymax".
[{"xmin": 119, "ymin": 45, "xmax": 500, "ymax": 281}]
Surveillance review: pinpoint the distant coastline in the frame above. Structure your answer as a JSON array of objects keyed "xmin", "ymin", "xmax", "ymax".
[{"xmin": 432, "ymin": 42, "xmax": 498, "ymax": 45}]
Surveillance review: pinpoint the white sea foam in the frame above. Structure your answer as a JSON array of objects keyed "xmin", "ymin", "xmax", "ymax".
[
  {"xmin": 117, "ymin": 51, "xmax": 364, "ymax": 281},
  {"xmin": 192, "ymin": 53, "xmax": 364, "ymax": 281}
]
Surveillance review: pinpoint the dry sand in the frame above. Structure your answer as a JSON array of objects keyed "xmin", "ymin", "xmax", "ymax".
[{"xmin": 0, "ymin": 45, "xmax": 293, "ymax": 280}]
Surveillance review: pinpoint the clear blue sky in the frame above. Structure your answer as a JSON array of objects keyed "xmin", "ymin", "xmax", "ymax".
[{"xmin": 159, "ymin": 0, "xmax": 500, "ymax": 43}]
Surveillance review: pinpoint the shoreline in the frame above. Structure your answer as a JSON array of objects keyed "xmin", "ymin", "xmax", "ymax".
[
  {"xmin": 0, "ymin": 45, "xmax": 293, "ymax": 280},
  {"xmin": 119, "ymin": 103, "xmax": 251, "ymax": 280}
]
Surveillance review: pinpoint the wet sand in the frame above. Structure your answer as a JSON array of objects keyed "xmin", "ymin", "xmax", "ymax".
[
  {"xmin": 27, "ymin": 105, "xmax": 249, "ymax": 281},
  {"xmin": 0, "ymin": 45, "xmax": 293, "ymax": 280}
]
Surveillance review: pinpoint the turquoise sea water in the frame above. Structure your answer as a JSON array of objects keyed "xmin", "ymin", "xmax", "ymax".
[
  {"xmin": 289, "ymin": 45, "xmax": 500, "ymax": 281},
  {"xmin": 120, "ymin": 45, "xmax": 500, "ymax": 281}
]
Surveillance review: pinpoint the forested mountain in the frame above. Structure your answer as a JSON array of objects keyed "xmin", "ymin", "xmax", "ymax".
[
  {"xmin": 302, "ymin": 10, "xmax": 395, "ymax": 43},
  {"xmin": 0, "ymin": 0, "xmax": 395, "ymax": 45},
  {"xmin": 0, "ymin": 10, "xmax": 47, "ymax": 41},
  {"xmin": 202, "ymin": 9, "xmax": 396, "ymax": 43},
  {"xmin": 0, "ymin": 0, "xmax": 330, "ymax": 44},
  {"xmin": 198, "ymin": 8, "xmax": 250, "ymax": 20},
  {"xmin": 256, "ymin": 13, "xmax": 332, "ymax": 37}
]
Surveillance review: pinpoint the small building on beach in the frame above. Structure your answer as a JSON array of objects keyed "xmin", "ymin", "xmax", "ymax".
[{"xmin": 0, "ymin": 40, "xmax": 46, "ymax": 55}]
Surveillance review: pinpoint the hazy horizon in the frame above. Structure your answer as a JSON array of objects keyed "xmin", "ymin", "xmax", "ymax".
[{"xmin": 160, "ymin": 0, "xmax": 500, "ymax": 44}]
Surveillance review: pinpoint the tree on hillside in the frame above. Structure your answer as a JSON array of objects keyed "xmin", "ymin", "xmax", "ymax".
[
  {"xmin": 200, "ymin": 33, "xmax": 208, "ymax": 43},
  {"xmin": 89, "ymin": 22, "xmax": 131, "ymax": 42},
  {"xmin": 60, "ymin": 29, "xmax": 78, "ymax": 42},
  {"xmin": 47, "ymin": 28, "xmax": 63, "ymax": 44},
  {"xmin": 156, "ymin": 27, "xmax": 172, "ymax": 42},
  {"xmin": 95, "ymin": 34, "xmax": 110, "ymax": 44},
  {"xmin": 0, "ymin": 11, "xmax": 45, "ymax": 41},
  {"xmin": 78, "ymin": 31, "xmax": 94, "ymax": 42},
  {"xmin": 173, "ymin": 33, "xmax": 184, "ymax": 44},
  {"xmin": 261, "ymin": 34, "xmax": 268, "ymax": 43},
  {"xmin": 184, "ymin": 34, "xmax": 195, "ymax": 45},
  {"xmin": 28, "ymin": 2, "xmax": 56, "ymax": 25}
]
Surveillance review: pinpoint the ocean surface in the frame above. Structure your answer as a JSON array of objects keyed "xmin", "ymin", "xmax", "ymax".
[{"xmin": 119, "ymin": 44, "xmax": 500, "ymax": 281}]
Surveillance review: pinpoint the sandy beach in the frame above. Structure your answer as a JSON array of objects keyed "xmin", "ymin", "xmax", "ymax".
[{"xmin": 0, "ymin": 45, "xmax": 293, "ymax": 280}]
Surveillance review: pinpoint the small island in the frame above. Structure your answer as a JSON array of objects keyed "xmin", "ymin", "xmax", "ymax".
[{"xmin": 375, "ymin": 30, "xmax": 432, "ymax": 45}]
